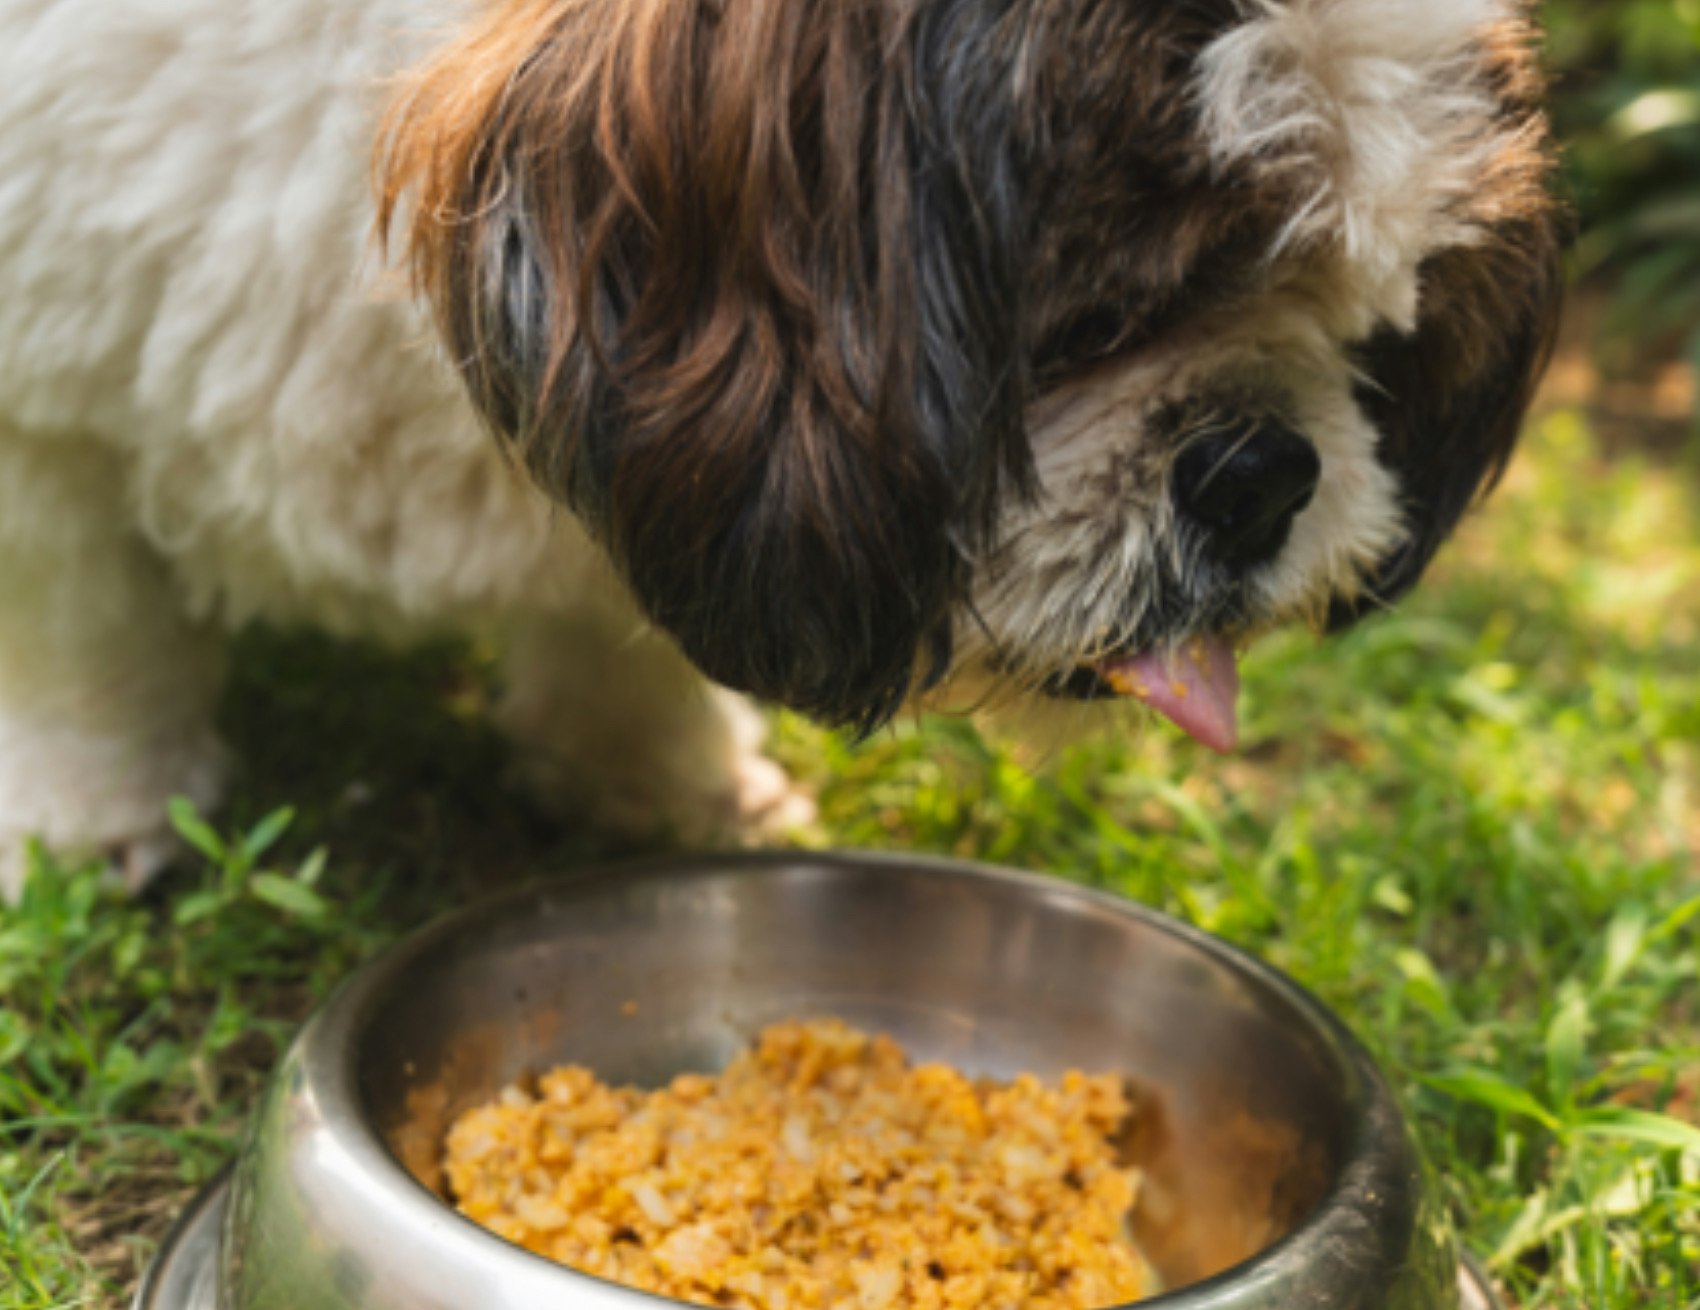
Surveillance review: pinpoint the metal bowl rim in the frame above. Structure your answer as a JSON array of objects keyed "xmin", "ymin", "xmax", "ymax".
[
  {"xmin": 288, "ymin": 849, "xmax": 1404, "ymax": 1309},
  {"xmin": 136, "ymin": 1173, "xmax": 1502, "ymax": 1310}
]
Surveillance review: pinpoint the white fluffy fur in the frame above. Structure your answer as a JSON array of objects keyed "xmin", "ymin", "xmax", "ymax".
[
  {"xmin": 0, "ymin": 439, "xmax": 229, "ymax": 893},
  {"xmin": 1199, "ymin": 0, "xmax": 1518, "ymax": 332},
  {"xmin": 0, "ymin": 0, "xmax": 797, "ymax": 899}
]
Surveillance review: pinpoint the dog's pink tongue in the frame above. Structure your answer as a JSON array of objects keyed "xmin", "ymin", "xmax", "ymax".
[{"xmin": 1102, "ymin": 637, "xmax": 1240, "ymax": 753}]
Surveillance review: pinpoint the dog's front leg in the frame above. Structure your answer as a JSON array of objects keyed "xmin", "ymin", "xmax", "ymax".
[
  {"xmin": 494, "ymin": 600, "xmax": 814, "ymax": 844},
  {"xmin": 0, "ymin": 438, "xmax": 227, "ymax": 901}
]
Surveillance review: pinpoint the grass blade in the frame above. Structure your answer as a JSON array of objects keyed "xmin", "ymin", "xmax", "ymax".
[
  {"xmin": 1421, "ymin": 1069, "xmax": 1560, "ymax": 1131},
  {"xmin": 1570, "ymin": 1107, "xmax": 1700, "ymax": 1154}
]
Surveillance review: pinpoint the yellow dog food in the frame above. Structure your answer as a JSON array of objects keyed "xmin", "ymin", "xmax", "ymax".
[{"xmin": 444, "ymin": 1018, "xmax": 1146, "ymax": 1310}]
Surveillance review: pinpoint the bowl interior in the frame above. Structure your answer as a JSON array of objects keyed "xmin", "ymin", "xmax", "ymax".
[{"xmin": 355, "ymin": 857, "xmax": 1352, "ymax": 1294}]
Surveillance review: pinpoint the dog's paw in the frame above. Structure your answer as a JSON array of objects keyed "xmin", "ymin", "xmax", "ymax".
[
  {"xmin": 590, "ymin": 688, "xmax": 818, "ymax": 842},
  {"xmin": 509, "ymin": 742, "xmax": 817, "ymax": 846},
  {"xmin": 715, "ymin": 692, "xmax": 817, "ymax": 837},
  {"xmin": 0, "ymin": 716, "xmax": 227, "ymax": 903},
  {"xmin": 501, "ymin": 686, "xmax": 815, "ymax": 846}
]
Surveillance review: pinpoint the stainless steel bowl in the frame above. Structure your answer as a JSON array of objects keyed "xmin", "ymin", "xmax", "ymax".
[{"xmin": 137, "ymin": 851, "xmax": 1498, "ymax": 1310}]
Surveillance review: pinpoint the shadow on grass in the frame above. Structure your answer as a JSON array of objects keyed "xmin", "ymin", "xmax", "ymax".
[{"xmin": 175, "ymin": 624, "xmax": 663, "ymax": 930}]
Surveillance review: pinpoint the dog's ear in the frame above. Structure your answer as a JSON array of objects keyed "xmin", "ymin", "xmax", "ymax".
[
  {"xmin": 376, "ymin": 0, "xmax": 1033, "ymax": 731},
  {"xmin": 1330, "ymin": 213, "xmax": 1563, "ymax": 626},
  {"xmin": 1327, "ymin": 22, "xmax": 1566, "ymax": 627}
]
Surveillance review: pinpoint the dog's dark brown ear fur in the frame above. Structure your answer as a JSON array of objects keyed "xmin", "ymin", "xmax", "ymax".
[
  {"xmin": 1332, "ymin": 16, "xmax": 1565, "ymax": 626},
  {"xmin": 376, "ymin": 0, "xmax": 1034, "ymax": 732}
]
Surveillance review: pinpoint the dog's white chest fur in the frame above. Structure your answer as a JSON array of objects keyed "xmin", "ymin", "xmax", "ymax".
[{"xmin": 0, "ymin": 0, "xmax": 586, "ymax": 631}]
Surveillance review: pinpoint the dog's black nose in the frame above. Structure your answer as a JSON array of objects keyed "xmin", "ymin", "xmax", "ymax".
[{"xmin": 1172, "ymin": 420, "xmax": 1322, "ymax": 569}]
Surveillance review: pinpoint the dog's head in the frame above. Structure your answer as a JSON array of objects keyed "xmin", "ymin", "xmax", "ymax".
[{"xmin": 378, "ymin": 0, "xmax": 1562, "ymax": 744}]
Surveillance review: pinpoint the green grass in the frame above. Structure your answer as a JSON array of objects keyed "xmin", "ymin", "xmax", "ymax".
[{"xmin": 3, "ymin": 406, "xmax": 1699, "ymax": 1308}]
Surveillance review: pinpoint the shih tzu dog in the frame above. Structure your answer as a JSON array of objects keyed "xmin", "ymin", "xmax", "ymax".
[{"xmin": 0, "ymin": 0, "xmax": 1560, "ymax": 898}]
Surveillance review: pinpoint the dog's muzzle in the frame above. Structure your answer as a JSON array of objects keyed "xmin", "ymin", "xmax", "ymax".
[{"xmin": 1049, "ymin": 421, "xmax": 1320, "ymax": 753}]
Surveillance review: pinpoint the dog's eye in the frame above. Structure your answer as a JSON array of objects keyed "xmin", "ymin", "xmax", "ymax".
[{"xmin": 1036, "ymin": 308, "xmax": 1127, "ymax": 375}]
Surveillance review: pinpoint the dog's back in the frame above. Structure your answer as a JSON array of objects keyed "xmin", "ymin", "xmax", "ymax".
[{"xmin": 0, "ymin": 0, "xmax": 583, "ymax": 627}]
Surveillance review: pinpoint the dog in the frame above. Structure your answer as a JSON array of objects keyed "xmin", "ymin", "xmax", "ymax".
[{"xmin": 0, "ymin": 0, "xmax": 1561, "ymax": 899}]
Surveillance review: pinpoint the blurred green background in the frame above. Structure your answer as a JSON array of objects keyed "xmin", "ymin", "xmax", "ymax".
[{"xmin": 1548, "ymin": 0, "xmax": 1700, "ymax": 400}]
